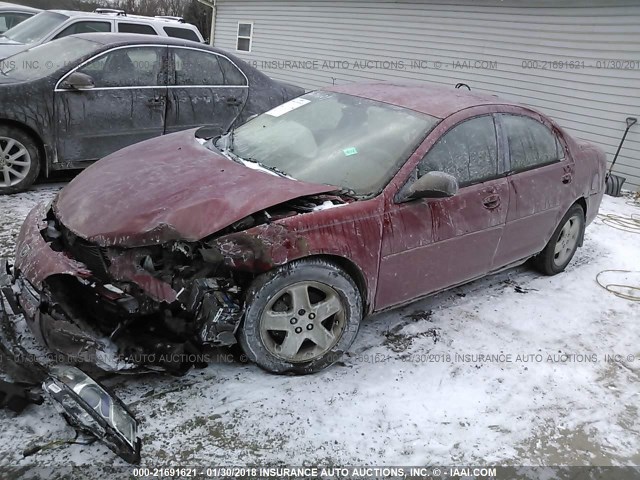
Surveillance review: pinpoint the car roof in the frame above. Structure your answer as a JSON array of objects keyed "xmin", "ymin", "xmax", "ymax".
[
  {"xmin": 0, "ymin": 2, "xmax": 40, "ymax": 13},
  {"xmin": 70, "ymin": 32, "xmax": 222, "ymax": 51},
  {"xmin": 50, "ymin": 9, "xmax": 197, "ymax": 27},
  {"xmin": 328, "ymin": 82, "xmax": 516, "ymax": 119}
]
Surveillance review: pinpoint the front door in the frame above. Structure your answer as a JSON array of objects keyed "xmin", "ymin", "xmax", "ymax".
[
  {"xmin": 376, "ymin": 115, "xmax": 510, "ymax": 309},
  {"xmin": 54, "ymin": 45, "xmax": 168, "ymax": 163},
  {"xmin": 165, "ymin": 47, "xmax": 249, "ymax": 137}
]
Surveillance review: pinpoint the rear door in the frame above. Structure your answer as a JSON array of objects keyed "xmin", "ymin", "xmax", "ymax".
[
  {"xmin": 165, "ymin": 46, "xmax": 249, "ymax": 137},
  {"xmin": 54, "ymin": 45, "xmax": 168, "ymax": 163},
  {"xmin": 495, "ymin": 112, "xmax": 575, "ymax": 266},
  {"xmin": 376, "ymin": 114, "xmax": 510, "ymax": 309}
]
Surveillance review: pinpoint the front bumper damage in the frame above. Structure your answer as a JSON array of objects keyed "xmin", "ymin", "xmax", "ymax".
[
  {"xmin": 1, "ymin": 261, "xmax": 141, "ymax": 463},
  {"xmin": 12, "ymin": 201, "xmax": 245, "ymax": 374},
  {"xmin": 1, "ymin": 202, "xmax": 249, "ymax": 464}
]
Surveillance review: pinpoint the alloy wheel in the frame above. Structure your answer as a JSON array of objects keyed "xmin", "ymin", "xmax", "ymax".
[
  {"xmin": 259, "ymin": 281, "xmax": 346, "ymax": 363},
  {"xmin": 0, "ymin": 136, "xmax": 32, "ymax": 187},
  {"xmin": 553, "ymin": 214, "xmax": 581, "ymax": 267}
]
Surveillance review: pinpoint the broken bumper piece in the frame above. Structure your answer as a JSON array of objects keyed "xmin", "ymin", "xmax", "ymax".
[
  {"xmin": 44, "ymin": 365, "xmax": 141, "ymax": 464},
  {"xmin": 12, "ymin": 274, "xmax": 135, "ymax": 372},
  {"xmin": 11, "ymin": 202, "xmax": 245, "ymax": 374},
  {"xmin": 0, "ymin": 379, "xmax": 44, "ymax": 414}
]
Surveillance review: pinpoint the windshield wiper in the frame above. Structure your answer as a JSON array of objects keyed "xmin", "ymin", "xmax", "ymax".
[
  {"xmin": 335, "ymin": 188, "xmax": 359, "ymax": 200},
  {"xmin": 239, "ymin": 155, "xmax": 292, "ymax": 178},
  {"xmin": 215, "ymin": 129, "xmax": 235, "ymax": 151}
]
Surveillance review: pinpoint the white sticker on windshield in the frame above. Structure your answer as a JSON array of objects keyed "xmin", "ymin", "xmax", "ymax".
[{"xmin": 265, "ymin": 97, "xmax": 311, "ymax": 117}]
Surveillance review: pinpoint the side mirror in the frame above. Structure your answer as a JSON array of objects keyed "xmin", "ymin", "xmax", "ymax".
[
  {"xmin": 60, "ymin": 72, "xmax": 95, "ymax": 91},
  {"xmin": 406, "ymin": 171, "xmax": 459, "ymax": 200}
]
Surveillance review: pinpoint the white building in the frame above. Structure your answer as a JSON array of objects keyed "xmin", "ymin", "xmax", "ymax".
[{"xmin": 208, "ymin": 0, "xmax": 640, "ymax": 190}]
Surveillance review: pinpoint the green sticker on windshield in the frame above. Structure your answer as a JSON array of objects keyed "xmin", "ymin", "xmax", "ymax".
[{"xmin": 343, "ymin": 147, "xmax": 358, "ymax": 156}]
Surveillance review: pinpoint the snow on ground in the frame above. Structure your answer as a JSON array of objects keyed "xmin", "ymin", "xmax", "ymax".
[{"xmin": 0, "ymin": 186, "xmax": 639, "ymax": 477}]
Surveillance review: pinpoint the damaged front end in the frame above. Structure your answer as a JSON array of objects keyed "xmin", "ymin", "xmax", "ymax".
[
  {"xmin": 11, "ymin": 202, "xmax": 247, "ymax": 375},
  {"xmin": 11, "ymin": 193, "xmax": 348, "ymax": 375},
  {"xmin": 1, "ymin": 261, "xmax": 141, "ymax": 464}
]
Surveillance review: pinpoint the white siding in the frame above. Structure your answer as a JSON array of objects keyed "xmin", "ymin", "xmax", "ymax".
[{"xmin": 214, "ymin": 0, "xmax": 640, "ymax": 190}]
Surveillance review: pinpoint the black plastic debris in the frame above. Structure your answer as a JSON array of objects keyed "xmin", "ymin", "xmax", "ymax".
[{"xmin": 0, "ymin": 379, "xmax": 43, "ymax": 414}]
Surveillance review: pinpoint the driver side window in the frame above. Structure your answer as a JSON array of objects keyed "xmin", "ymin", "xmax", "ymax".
[
  {"xmin": 76, "ymin": 47, "xmax": 165, "ymax": 88},
  {"xmin": 418, "ymin": 115, "xmax": 498, "ymax": 187}
]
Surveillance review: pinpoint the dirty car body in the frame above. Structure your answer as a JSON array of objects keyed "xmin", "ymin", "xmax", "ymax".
[
  {"xmin": 9, "ymin": 82, "xmax": 607, "ymax": 376},
  {"xmin": 0, "ymin": 32, "xmax": 304, "ymax": 193}
]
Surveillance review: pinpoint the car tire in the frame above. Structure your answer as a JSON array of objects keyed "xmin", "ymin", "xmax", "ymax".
[
  {"xmin": 0, "ymin": 126, "xmax": 41, "ymax": 195},
  {"xmin": 238, "ymin": 258, "xmax": 362, "ymax": 374},
  {"xmin": 535, "ymin": 204, "xmax": 585, "ymax": 276}
]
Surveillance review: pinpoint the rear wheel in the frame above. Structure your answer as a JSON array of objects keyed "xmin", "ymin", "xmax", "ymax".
[
  {"xmin": 535, "ymin": 204, "xmax": 584, "ymax": 275},
  {"xmin": 0, "ymin": 126, "xmax": 41, "ymax": 195},
  {"xmin": 239, "ymin": 259, "xmax": 362, "ymax": 374}
]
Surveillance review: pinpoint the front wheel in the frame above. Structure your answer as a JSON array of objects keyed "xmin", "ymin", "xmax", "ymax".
[
  {"xmin": 0, "ymin": 126, "xmax": 41, "ymax": 195},
  {"xmin": 535, "ymin": 204, "xmax": 585, "ymax": 275},
  {"xmin": 238, "ymin": 258, "xmax": 363, "ymax": 374}
]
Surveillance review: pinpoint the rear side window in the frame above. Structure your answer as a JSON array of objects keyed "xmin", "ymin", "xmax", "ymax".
[
  {"xmin": 501, "ymin": 114, "xmax": 560, "ymax": 171},
  {"xmin": 172, "ymin": 48, "xmax": 224, "ymax": 85},
  {"xmin": 54, "ymin": 21, "xmax": 111, "ymax": 39},
  {"xmin": 217, "ymin": 56, "xmax": 247, "ymax": 86},
  {"xmin": 419, "ymin": 116, "xmax": 498, "ymax": 186},
  {"xmin": 118, "ymin": 23, "xmax": 157, "ymax": 35},
  {"xmin": 164, "ymin": 26, "xmax": 201, "ymax": 42}
]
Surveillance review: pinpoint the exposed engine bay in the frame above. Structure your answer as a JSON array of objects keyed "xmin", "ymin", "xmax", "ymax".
[{"xmin": 0, "ymin": 193, "xmax": 348, "ymax": 463}]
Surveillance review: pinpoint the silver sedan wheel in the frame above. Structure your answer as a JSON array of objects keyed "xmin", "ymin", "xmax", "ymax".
[
  {"xmin": 0, "ymin": 136, "xmax": 32, "ymax": 187},
  {"xmin": 553, "ymin": 213, "xmax": 581, "ymax": 267},
  {"xmin": 259, "ymin": 281, "xmax": 346, "ymax": 363}
]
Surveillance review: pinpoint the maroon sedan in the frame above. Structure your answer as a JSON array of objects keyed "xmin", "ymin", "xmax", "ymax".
[{"xmin": 9, "ymin": 83, "xmax": 607, "ymax": 375}]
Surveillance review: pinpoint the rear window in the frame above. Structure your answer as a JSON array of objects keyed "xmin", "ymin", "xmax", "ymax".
[
  {"xmin": 118, "ymin": 23, "xmax": 157, "ymax": 35},
  {"xmin": 163, "ymin": 26, "xmax": 200, "ymax": 42}
]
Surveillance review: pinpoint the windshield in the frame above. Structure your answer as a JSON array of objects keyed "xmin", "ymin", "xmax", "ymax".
[
  {"xmin": 2, "ymin": 11, "xmax": 68, "ymax": 44},
  {"xmin": 0, "ymin": 37, "xmax": 99, "ymax": 80},
  {"xmin": 217, "ymin": 91, "xmax": 438, "ymax": 197}
]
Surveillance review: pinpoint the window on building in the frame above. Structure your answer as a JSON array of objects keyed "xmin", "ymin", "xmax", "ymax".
[
  {"xmin": 54, "ymin": 21, "xmax": 111, "ymax": 39},
  {"xmin": 164, "ymin": 26, "xmax": 201, "ymax": 42},
  {"xmin": 236, "ymin": 22, "xmax": 252, "ymax": 52},
  {"xmin": 500, "ymin": 114, "xmax": 561, "ymax": 172},
  {"xmin": 117, "ymin": 23, "xmax": 157, "ymax": 35},
  {"xmin": 419, "ymin": 116, "xmax": 499, "ymax": 186}
]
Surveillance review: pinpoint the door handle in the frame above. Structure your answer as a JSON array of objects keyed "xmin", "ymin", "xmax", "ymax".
[
  {"xmin": 226, "ymin": 97, "xmax": 242, "ymax": 107},
  {"xmin": 561, "ymin": 173, "xmax": 572, "ymax": 184},
  {"xmin": 482, "ymin": 194, "xmax": 501, "ymax": 209},
  {"xmin": 147, "ymin": 96, "xmax": 165, "ymax": 106}
]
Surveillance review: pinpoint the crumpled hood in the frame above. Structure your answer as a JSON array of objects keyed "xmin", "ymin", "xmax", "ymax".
[{"xmin": 54, "ymin": 129, "xmax": 335, "ymax": 247}]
